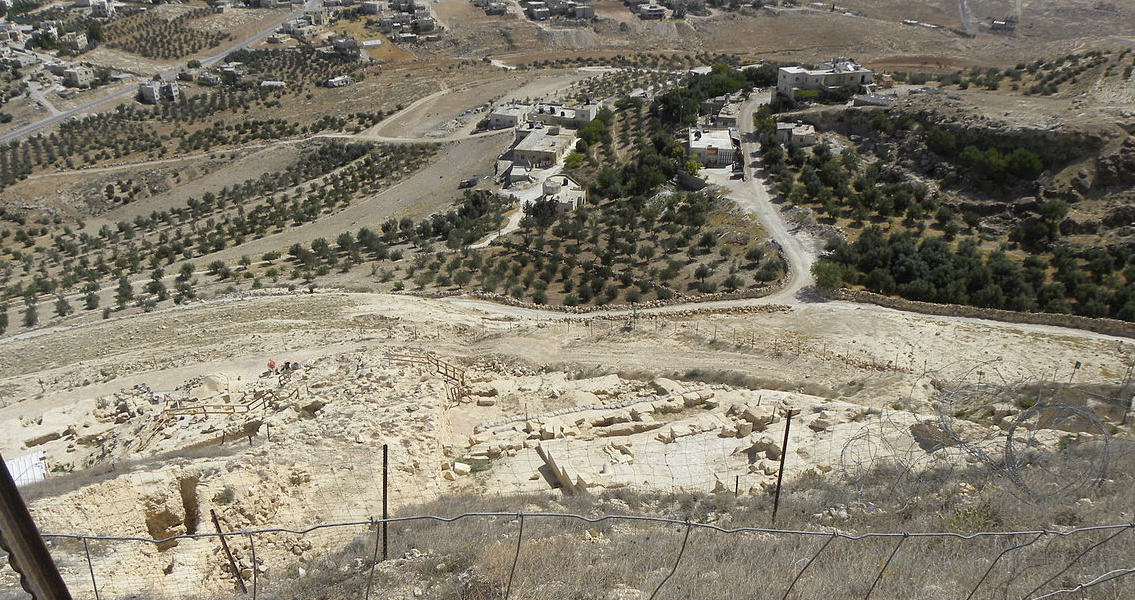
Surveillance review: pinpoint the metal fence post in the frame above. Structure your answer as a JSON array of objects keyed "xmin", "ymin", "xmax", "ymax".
[
  {"xmin": 211, "ymin": 509, "xmax": 247, "ymax": 594},
  {"xmin": 382, "ymin": 444, "xmax": 389, "ymax": 562},
  {"xmin": 771, "ymin": 409, "xmax": 798, "ymax": 524},
  {"xmin": 248, "ymin": 534, "xmax": 257, "ymax": 600},
  {"xmin": 0, "ymin": 450, "xmax": 73, "ymax": 600}
]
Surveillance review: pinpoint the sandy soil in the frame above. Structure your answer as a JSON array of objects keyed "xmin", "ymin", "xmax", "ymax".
[{"xmin": 2, "ymin": 290, "xmax": 1128, "ymax": 428}]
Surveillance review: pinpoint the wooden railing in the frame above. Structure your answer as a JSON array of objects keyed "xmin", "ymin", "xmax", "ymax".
[
  {"xmin": 386, "ymin": 351, "xmax": 467, "ymax": 400},
  {"xmin": 129, "ymin": 387, "xmax": 301, "ymax": 453}
]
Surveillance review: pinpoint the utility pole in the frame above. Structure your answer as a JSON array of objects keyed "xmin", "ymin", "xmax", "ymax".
[{"xmin": 0, "ymin": 451, "xmax": 73, "ymax": 600}]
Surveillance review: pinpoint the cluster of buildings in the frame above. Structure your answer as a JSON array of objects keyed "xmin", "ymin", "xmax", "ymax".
[
  {"xmin": 361, "ymin": 0, "xmax": 442, "ymax": 43},
  {"xmin": 701, "ymin": 92, "xmax": 744, "ymax": 128},
  {"xmin": 0, "ymin": 0, "xmax": 112, "ymax": 56},
  {"xmin": 776, "ymin": 57, "xmax": 874, "ymax": 98},
  {"xmin": 522, "ymin": 0, "xmax": 595, "ymax": 21},
  {"xmin": 486, "ymin": 101, "xmax": 600, "ymax": 181},
  {"xmin": 470, "ymin": 0, "xmax": 509, "ymax": 16},
  {"xmin": 0, "ymin": 21, "xmax": 31, "ymax": 56},
  {"xmin": 279, "ymin": 9, "xmax": 332, "ymax": 43},
  {"xmin": 73, "ymin": 0, "xmax": 117, "ymax": 18}
]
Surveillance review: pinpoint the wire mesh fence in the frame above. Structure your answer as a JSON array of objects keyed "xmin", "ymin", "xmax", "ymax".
[{"xmin": 4, "ymin": 514, "xmax": 1134, "ymax": 600}]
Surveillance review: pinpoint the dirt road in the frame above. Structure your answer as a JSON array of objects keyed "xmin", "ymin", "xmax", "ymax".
[{"xmin": 200, "ymin": 131, "xmax": 512, "ymax": 264}]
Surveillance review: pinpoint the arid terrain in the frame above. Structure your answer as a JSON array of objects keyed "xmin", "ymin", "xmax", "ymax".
[{"xmin": 2, "ymin": 0, "xmax": 1135, "ymax": 598}]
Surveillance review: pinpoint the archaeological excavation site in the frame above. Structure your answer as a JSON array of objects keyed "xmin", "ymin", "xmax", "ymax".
[
  {"xmin": 1, "ymin": 291, "xmax": 1132, "ymax": 600},
  {"xmin": 4, "ymin": 0, "xmax": 1135, "ymax": 596}
]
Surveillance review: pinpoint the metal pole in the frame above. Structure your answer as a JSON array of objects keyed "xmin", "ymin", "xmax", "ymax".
[
  {"xmin": 771, "ymin": 409, "xmax": 796, "ymax": 525},
  {"xmin": 248, "ymin": 534, "xmax": 257, "ymax": 600},
  {"xmin": 211, "ymin": 509, "xmax": 247, "ymax": 594},
  {"xmin": 0, "ymin": 450, "xmax": 73, "ymax": 600},
  {"xmin": 382, "ymin": 443, "xmax": 389, "ymax": 562}
]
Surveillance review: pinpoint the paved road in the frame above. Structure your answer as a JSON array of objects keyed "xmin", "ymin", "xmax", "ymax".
[
  {"xmin": 0, "ymin": 6, "xmax": 308, "ymax": 145},
  {"xmin": 25, "ymin": 81, "xmax": 62, "ymax": 117}
]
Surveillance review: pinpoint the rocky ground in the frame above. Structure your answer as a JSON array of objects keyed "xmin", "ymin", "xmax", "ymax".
[{"xmin": 1, "ymin": 289, "xmax": 1131, "ymax": 597}]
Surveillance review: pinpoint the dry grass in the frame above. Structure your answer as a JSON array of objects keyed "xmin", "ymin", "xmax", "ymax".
[{"xmin": 245, "ymin": 440, "xmax": 1135, "ymax": 599}]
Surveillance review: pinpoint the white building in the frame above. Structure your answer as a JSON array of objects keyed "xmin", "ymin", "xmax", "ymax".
[
  {"xmin": 687, "ymin": 127, "xmax": 738, "ymax": 166},
  {"xmin": 60, "ymin": 31, "xmax": 87, "ymax": 51},
  {"xmin": 488, "ymin": 103, "xmax": 531, "ymax": 129},
  {"xmin": 327, "ymin": 75, "xmax": 354, "ymax": 87},
  {"xmin": 638, "ymin": 3, "xmax": 666, "ymax": 19},
  {"xmin": 512, "ymin": 124, "xmax": 574, "ymax": 167},
  {"xmin": 530, "ymin": 103, "xmax": 599, "ymax": 128},
  {"xmin": 572, "ymin": 3, "xmax": 595, "ymax": 18},
  {"xmin": 527, "ymin": 2, "xmax": 550, "ymax": 20},
  {"xmin": 776, "ymin": 57, "xmax": 873, "ymax": 98},
  {"xmin": 139, "ymin": 80, "xmax": 180, "ymax": 103},
  {"xmin": 90, "ymin": 0, "xmax": 115, "ymax": 18},
  {"xmin": 775, "ymin": 121, "xmax": 817, "ymax": 146},
  {"xmin": 63, "ymin": 66, "xmax": 94, "ymax": 88},
  {"xmin": 541, "ymin": 175, "xmax": 587, "ymax": 212}
]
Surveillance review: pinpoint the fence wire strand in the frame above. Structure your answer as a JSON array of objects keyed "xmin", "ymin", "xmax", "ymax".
[
  {"xmin": 1024, "ymin": 566, "xmax": 1135, "ymax": 600},
  {"xmin": 648, "ymin": 520, "xmax": 692, "ymax": 600},
  {"xmin": 7, "ymin": 513, "xmax": 1134, "ymax": 600},
  {"xmin": 864, "ymin": 534, "xmax": 907, "ymax": 600},
  {"xmin": 504, "ymin": 513, "xmax": 525, "ymax": 600},
  {"xmin": 1021, "ymin": 523, "xmax": 1135, "ymax": 599},
  {"xmin": 780, "ymin": 532, "xmax": 837, "ymax": 600},
  {"xmin": 965, "ymin": 532, "xmax": 1046, "ymax": 600}
]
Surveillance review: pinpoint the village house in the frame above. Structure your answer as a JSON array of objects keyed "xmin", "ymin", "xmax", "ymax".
[
  {"xmin": 776, "ymin": 57, "xmax": 873, "ymax": 98},
  {"xmin": 138, "ymin": 80, "xmax": 180, "ymax": 103},
  {"xmin": 487, "ymin": 103, "xmax": 531, "ymax": 129},
  {"xmin": 530, "ymin": 103, "xmax": 599, "ymax": 128},
  {"xmin": 637, "ymin": 3, "xmax": 666, "ymax": 19},
  {"xmin": 511, "ymin": 123, "xmax": 574, "ymax": 168},
  {"xmin": 540, "ymin": 175, "xmax": 588, "ymax": 212},
  {"xmin": 62, "ymin": 66, "xmax": 95, "ymax": 88},
  {"xmin": 687, "ymin": 127, "xmax": 738, "ymax": 166},
  {"xmin": 90, "ymin": 0, "xmax": 115, "ymax": 18},
  {"xmin": 775, "ymin": 121, "xmax": 817, "ymax": 146},
  {"xmin": 60, "ymin": 32, "xmax": 87, "ymax": 51}
]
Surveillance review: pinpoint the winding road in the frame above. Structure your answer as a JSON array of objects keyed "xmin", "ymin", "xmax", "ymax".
[{"xmin": 443, "ymin": 92, "xmax": 823, "ymax": 319}]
